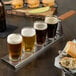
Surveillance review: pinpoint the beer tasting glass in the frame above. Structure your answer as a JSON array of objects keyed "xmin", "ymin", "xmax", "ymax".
[
  {"xmin": 34, "ymin": 21, "xmax": 47, "ymax": 46},
  {"xmin": 45, "ymin": 15, "xmax": 59, "ymax": 40},
  {"xmin": 21, "ymin": 28, "xmax": 36, "ymax": 52},
  {"xmin": 7, "ymin": 34, "xmax": 23, "ymax": 61}
]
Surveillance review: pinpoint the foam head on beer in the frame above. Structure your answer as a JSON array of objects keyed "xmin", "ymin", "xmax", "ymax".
[
  {"xmin": 45, "ymin": 16, "xmax": 59, "ymax": 24},
  {"xmin": 7, "ymin": 34, "xmax": 22, "ymax": 44},
  {"xmin": 21, "ymin": 28, "xmax": 35, "ymax": 37},
  {"xmin": 34, "ymin": 21, "xmax": 47, "ymax": 30}
]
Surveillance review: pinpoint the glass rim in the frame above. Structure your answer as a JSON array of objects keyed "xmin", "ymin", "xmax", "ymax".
[
  {"xmin": 34, "ymin": 21, "xmax": 47, "ymax": 30},
  {"xmin": 21, "ymin": 27, "xmax": 36, "ymax": 37},
  {"xmin": 7, "ymin": 33, "xmax": 22, "ymax": 44},
  {"xmin": 45, "ymin": 15, "xmax": 61, "ymax": 24}
]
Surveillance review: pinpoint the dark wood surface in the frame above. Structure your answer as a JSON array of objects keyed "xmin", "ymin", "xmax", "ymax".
[{"xmin": 0, "ymin": 0, "xmax": 76, "ymax": 76}]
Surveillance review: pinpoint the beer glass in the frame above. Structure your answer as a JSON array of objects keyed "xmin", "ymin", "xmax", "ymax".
[
  {"xmin": 21, "ymin": 28, "xmax": 36, "ymax": 52},
  {"xmin": 7, "ymin": 34, "xmax": 23, "ymax": 61},
  {"xmin": 45, "ymin": 15, "xmax": 59, "ymax": 40},
  {"xmin": 34, "ymin": 21, "xmax": 47, "ymax": 46}
]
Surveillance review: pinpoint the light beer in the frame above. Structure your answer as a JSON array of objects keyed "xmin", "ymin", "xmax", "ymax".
[
  {"xmin": 34, "ymin": 21, "xmax": 47, "ymax": 45},
  {"xmin": 7, "ymin": 34, "xmax": 22, "ymax": 61},
  {"xmin": 45, "ymin": 16, "xmax": 59, "ymax": 39},
  {"xmin": 21, "ymin": 28, "xmax": 36, "ymax": 52}
]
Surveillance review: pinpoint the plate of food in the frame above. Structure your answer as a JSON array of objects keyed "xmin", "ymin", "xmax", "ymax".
[
  {"xmin": 54, "ymin": 40, "xmax": 76, "ymax": 76},
  {"xmin": 4, "ymin": 0, "xmax": 57, "ymax": 16}
]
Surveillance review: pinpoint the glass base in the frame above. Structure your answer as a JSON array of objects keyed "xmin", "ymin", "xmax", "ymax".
[
  {"xmin": 47, "ymin": 38, "xmax": 55, "ymax": 42},
  {"xmin": 23, "ymin": 46, "xmax": 37, "ymax": 53},
  {"xmin": 62, "ymin": 71, "xmax": 65, "ymax": 76},
  {"xmin": 9, "ymin": 57, "xmax": 21, "ymax": 62}
]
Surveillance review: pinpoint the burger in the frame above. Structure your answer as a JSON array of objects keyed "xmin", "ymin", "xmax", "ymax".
[
  {"xmin": 27, "ymin": 0, "xmax": 40, "ymax": 8},
  {"xmin": 11, "ymin": 0, "xmax": 23, "ymax": 9},
  {"xmin": 42, "ymin": 0, "xmax": 55, "ymax": 7}
]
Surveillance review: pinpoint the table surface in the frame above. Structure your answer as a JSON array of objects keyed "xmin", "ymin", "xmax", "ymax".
[{"xmin": 0, "ymin": 0, "xmax": 76, "ymax": 76}]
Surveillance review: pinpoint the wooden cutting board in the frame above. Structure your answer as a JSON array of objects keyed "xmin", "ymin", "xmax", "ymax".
[
  {"xmin": 4, "ymin": 1, "xmax": 56, "ymax": 17},
  {"xmin": 6, "ymin": 7, "xmax": 56, "ymax": 17},
  {"xmin": 26, "ymin": 8, "xmax": 56, "ymax": 16}
]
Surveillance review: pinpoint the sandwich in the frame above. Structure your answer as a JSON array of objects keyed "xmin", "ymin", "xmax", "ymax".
[
  {"xmin": 60, "ymin": 57, "xmax": 76, "ymax": 69},
  {"xmin": 11, "ymin": 0, "xmax": 23, "ymax": 9},
  {"xmin": 64, "ymin": 41, "xmax": 76, "ymax": 58},
  {"xmin": 42, "ymin": 0, "xmax": 55, "ymax": 7},
  {"xmin": 60, "ymin": 41, "xmax": 76, "ymax": 69},
  {"xmin": 27, "ymin": 0, "xmax": 40, "ymax": 8}
]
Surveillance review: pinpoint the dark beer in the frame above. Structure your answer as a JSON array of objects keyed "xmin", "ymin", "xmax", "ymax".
[
  {"xmin": 36, "ymin": 29, "xmax": 47, "ymax": 45},
  {"xmin": 34, "ymin": 21, "xmax": 47, "ymax": 45},
  {"xmin": 0, "ymin": 0, "xmax": 6, "ymax": 32},
  {"xmin": 7, "ymin": 34, "xmax": 22, "ymax": 61},
  {"xmin": 47, "ymin": 23, "xmax": 58, "ymax": 38},
  {"xmin": 45, "ymin": 16, "xmax": 59, "ymax": 38}
]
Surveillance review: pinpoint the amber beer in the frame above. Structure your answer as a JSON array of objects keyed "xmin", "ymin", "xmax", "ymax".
[
  {"xmin": 45, "ymin": 16, "xmax": 59, "ymax": 39},
  {"xmin": 21, "ymin": 28, "xmax": 36, "ymax": 52},
  {"xmin": 34, "ymin": 21, "xmax": 47, "ymax": 45},
  {"xmin": 7, "ymin": 34, "xmax": 23, "ymax": 61}
]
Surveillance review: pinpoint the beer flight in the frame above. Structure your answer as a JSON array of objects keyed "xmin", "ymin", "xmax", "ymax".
[{"xmin": 7, "ymin": 15, "xmax": 59, "ymax": 62}]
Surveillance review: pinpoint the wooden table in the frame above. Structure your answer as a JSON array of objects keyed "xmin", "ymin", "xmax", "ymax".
[{"xmin": 0, "ymin": 0, "xmax": 76, "ymax": 76}]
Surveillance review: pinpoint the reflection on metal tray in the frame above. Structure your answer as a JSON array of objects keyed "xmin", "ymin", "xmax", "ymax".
[{"xmin": 1, "ymin": 22, "xmax": 63, "ymax": 71}]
